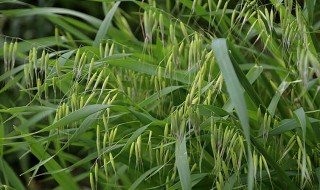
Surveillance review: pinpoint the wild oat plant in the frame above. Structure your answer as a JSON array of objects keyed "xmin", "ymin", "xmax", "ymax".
[{"xmin": 0, "ymin": 0, "xmax": 319, "ymax": 189}]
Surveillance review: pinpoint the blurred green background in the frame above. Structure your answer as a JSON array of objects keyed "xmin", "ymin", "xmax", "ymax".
[
  {"xmin": 1, "ymin": 1, "xmax": 95, "ymax": 39},
  {"xmin": 0, "ymin": 0, "xmax": 144, "ymax": 40}
]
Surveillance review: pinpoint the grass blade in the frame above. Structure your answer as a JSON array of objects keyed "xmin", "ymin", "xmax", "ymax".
[
  {"xmin": 1, "ymin": 104, "xmax": 111, "ymax": 140},
  {"xmin": 106, "ymin": 59, "xmax": 191, "ymax": 84},
  {"xmin": 139, "ymin": 86, "xmax": 183, "ymax": 107},
  {"xmin": 175, "ymin": 136, "xmax": 191, "ymax": 190},
  {"xmin": 268, "ymin": 117, "xmax": 319, "ymax": 136},
  {"xmin": 93, "ymin": 2, "xmax": 120, "ymax": 47},
  {"xmin": 212, "ymin": 38, "xmax": 253, "ymax": 190},
  {"xmin": 0, "ymin": 158, "xmax": 26, "ymax": 190},
  {"xmin": 128, "ymin": 166, "xmax": 161, "ymax": 190},
  {"xmin": 0, "ymin": 7, "xmax": 101, "ymax": 27},
  {"xmin": 267, "ymin": 79, "xmax": 290, "ymax": 117},
  {"xmin": 14, "ymin": 128, "xmax": 80, "ymax": 190},
  {"xmin": 251, "ymin": 137, "xmax": 299, "ymax": 190},
  {"xmin": 293, "ymin": 108, "xmax": 308, "ymax": 184}
]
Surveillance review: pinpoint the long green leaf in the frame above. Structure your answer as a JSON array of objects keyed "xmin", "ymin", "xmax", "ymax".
[
  {"xmin": 93, "ymin": 2, "xmax": 120, "ymax": 47},
  {"xmin": 293, "ymin": 108, "xmax": 308, "ymax": 184},
  {"xmin": 0, "ymin": 7, "xmax": 101, "ymax": 27},
  {"xmin": 19, "ymin": 112, "xmax": 101, "ymax": 177},
  {"xmin": 0, "ymin": 65, "xmax": 24, "ymax": 83},
  {"xmin": 228, "ymin": 43, "xmax": 265, "ymax": 109},
  {"xmin": 0, "ymin": 105, "xmax": 56, "ymax": 113},
  {"xmin": 267, "ymin": 80, "xmax": 290, "ymax": 116},
  {"xmin": 1, "ymin": 104, "xmax": 111, "ymax": 140},
  {"xmin": 15, "ymin": 127, "xmax": 80, "ymax": 190},
  {"xmin": 175, "ymin": 136, "xmax": 191, "ymax": 190},
  {"xmin": 106, "ymin": 59, "xmax": 191, "ymax": 84},
  {"xmin": 0, "ymin": 158, "xmax": 26, "ymax": 190},
  {"xmin": 197, "ymin": 104, "xmax": 231, "ymax": 117},
  {"xmin": 268, "ymin": 117, "xmax": 319, "ymax": 136},
  {"xmin": 251, "ymin": 137, "xmax": 299, "ymax": 190},
  {"xmin": 47, "ymin": 16, "xmax": 92, "ymax": 41},
  {"xmin": 139, "ymin": 86, "xmax": 183, "ymax": 107},
  {"xmin": 128, "ymin": 166, "xmax": 161, "ymax": 190},
  {"xmin": 212, "ymin": 38, "xmax": 253, "ymax": 190},
  {"xmin": 169, "ymin": 173, "xmax": 208, "ymax": 190}
]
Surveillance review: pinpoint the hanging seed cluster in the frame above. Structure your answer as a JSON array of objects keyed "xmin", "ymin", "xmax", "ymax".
[{"xmin": 3, "ymin": 41, "xmax": 17, "ymax": 73}]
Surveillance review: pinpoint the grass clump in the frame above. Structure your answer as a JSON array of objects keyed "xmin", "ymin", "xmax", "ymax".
[{"xmin": 0, "ymin": 0, "xmax": 319, "ymax": 189}]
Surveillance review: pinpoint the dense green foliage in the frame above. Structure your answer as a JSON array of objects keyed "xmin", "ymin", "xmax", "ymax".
[{"xmin": 0, "ymin": 0, "xmax": 320, "ymax": 189}]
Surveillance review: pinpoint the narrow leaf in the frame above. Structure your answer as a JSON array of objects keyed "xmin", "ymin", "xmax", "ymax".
[
  {"xmin": 175, "ymin": 136, "xmax": 191, "ymax": 190},
  {"xmin": 128, "ymin": 166, "xmax": 161, "ymax": 190},
  {"xmin": 212, "ymin": 38, "xmax": 253, "ymax": 190},
  {"xmin": 93, "ymin": 2, "xmax": 120, "ymax": 47}
]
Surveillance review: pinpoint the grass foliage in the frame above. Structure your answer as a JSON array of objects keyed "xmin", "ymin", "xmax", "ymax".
[{"xmin": 0, "ymin": 0, "xmax": 320, "ymax": 189}]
